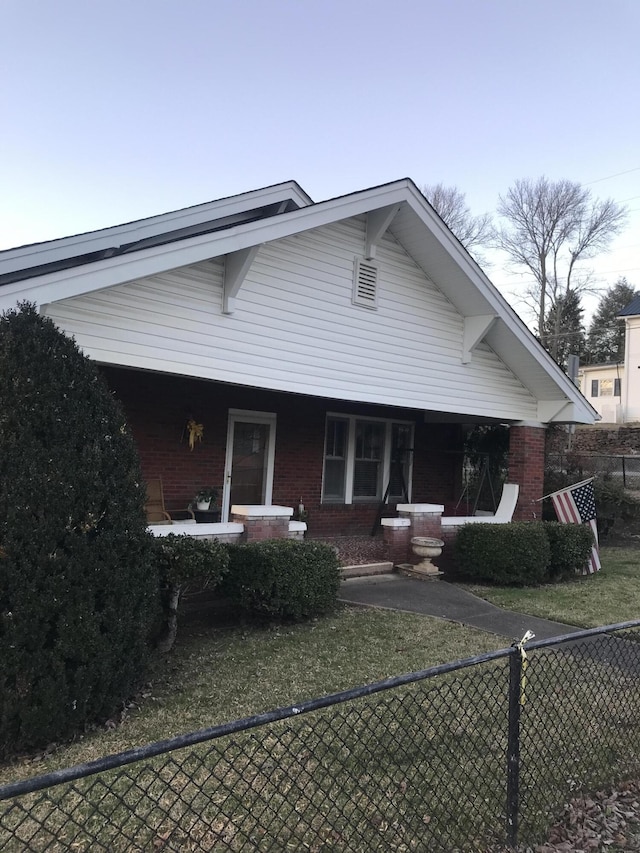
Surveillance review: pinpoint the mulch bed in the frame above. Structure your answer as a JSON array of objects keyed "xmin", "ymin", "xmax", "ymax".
[{"xmin": 312, "ymin": 534, "xmax": 388, "ymax": 566}]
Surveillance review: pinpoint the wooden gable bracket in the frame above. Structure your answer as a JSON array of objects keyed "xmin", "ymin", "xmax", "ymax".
[
  {"xmin": 222, "ymin": 245, "xmax": 261, "ymax": 314},
  {"xmin": 462, "ymin": 315, "xmax": 498, "ymax": 363},
  {"xmin": 537, "ymin": 399, "xmax": 572, "ymax": 423},
  {"xmin": 364, "ymin": 204, "xmax": 401, "ymax": 259}
]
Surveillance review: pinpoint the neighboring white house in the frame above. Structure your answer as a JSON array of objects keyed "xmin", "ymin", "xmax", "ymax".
[
  {"xmin": 578, "ymin": 363, "xmax": 623, "ymax": 423},
  {"xmin": 620, "ymin": 297, "xmax": 640, "ymax": 423},
  {"xmin": 577, "ymin": 296, "xmax": 640, "ymax": 424}
]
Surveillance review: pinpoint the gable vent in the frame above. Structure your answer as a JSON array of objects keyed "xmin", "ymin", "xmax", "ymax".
[{"xmin": 352, "ymin": 258, "xmax": 379, "ymax": 309}]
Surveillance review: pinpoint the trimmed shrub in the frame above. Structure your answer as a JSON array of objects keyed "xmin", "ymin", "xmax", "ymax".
[
  {"xmin": 152, "ymin": 534, "xmax": 230, "ymax": 651},
  {"xmin": 454, "ymin": 522, "xmax": 551, "ymax": 585},
  {"xmin": 543, "ymin": 521, "xmax": 595, "ymax": 581},
  {"xmin": 221, "ymin": 539, "xmax": 341, "ymax": 622},
  {"xmin": 0, "ymin": 303, "xmax": 157, "ymax": 757}
]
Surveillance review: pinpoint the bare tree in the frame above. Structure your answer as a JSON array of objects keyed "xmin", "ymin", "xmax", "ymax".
[
  {"xmin": 496, "ymin": 177, "xmax": 627, "ymax": 357},
  {"xmin": 422, "ymin": 183, "xmax": 494, "ymax": 261}
]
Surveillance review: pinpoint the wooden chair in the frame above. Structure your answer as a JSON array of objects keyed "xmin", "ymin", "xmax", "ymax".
[{"xmin": 144, "ymin": 479, "xmax": 196, "ymax": 525}]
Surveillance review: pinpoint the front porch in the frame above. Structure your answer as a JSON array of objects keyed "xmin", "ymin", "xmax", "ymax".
[{"xmin": 104, "ymin": 366, "xmax": 546, "ymax": 541}]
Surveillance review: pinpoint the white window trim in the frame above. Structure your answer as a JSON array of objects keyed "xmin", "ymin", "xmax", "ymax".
[{"xmin": 322, "ymin": 412, "xmax": 414, "ymax": 504}]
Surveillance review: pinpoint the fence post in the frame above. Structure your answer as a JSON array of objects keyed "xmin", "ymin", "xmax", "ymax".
[{"xmin": 506, "ymin": 650, "xmax": 522, "ymax": 848}]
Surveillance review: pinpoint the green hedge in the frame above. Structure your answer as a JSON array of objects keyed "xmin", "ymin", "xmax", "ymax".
[
  {"xmin": 454, "ymin": 521, "xmax": 596, "ymax": 585},
  {"xmin": 454, "ymin": 522, "xmax": 550, "ymax": 585},
  {"xmin": 543, "ymin": 521, "xmax": 594, "ymax": 581},
  {"xmin": 152, "ymin": 534, "xmax": 230, "ymax": 651},
  {"xmin": 221, "ymin": 539, "xmax": 341, "ymax": 622},
  {"xmin": 0, "ymin": 304, "xmax": 157, "ymax": 757}
]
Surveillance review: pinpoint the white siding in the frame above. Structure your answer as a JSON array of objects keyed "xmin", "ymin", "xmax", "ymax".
[
  {"xmin": 44, "ymin": 217, "xmax": 539, "ymax": 420},
  {"xmin": 579, "ymin": 365, "xmax": 623, "ymax": 423}
]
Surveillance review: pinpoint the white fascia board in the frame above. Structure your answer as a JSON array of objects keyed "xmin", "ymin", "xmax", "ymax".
[
  {"xmin": 0, "ymin": 182, "xmax": 416, "ymax": 311},
  {"xmin": 0, "ymin": 181, "xmax": 313, "ymax": 275}
]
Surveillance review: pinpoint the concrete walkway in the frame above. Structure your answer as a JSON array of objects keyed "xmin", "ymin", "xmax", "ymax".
[{"xmin": 339, "ymin": 574, "xmax": 578, "ymax": 642}]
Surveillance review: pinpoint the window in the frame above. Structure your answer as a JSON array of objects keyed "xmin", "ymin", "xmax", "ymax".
[
  {"xmin": 323, "ymin": 418, "xmax": 348, "ymax": 501},
  {"xmin": 354, "ymin": 421, "xmax": 384, "ymax": 498},
  {"xmin": 591, "ymin": 379, "xmax": 599, "ymax": 397},
  {"xmin": 614, "ymin": 378, "xmax": 621, "ymax": 397},
  {"xmin": 322, "ymin": 414, "xmax": 414, "ymax": 503},
  {"xmin": 600, "ymin": 378, "xmax": 614, "ymax": 396}
]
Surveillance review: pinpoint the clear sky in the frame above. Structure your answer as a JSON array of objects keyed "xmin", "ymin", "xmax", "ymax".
[{"xmin": 2, "ymin": 0, "xmax": 639, "ymax": 321}]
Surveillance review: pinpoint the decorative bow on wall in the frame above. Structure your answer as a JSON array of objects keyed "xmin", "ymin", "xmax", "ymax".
[{"xmin": 186, "ymin": 419, "xmax": 204, "ymax": 451}]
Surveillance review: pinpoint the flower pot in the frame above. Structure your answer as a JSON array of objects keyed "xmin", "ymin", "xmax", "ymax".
[{"xmin": 196, "ymin": 500, "xmax": 211, "ymax": 511}]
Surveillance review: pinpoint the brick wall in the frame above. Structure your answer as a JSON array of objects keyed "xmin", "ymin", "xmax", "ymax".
[
  {"xmin": 101, "ymin": 367, "xmax": 467, "ymax": 538},
  {"xmin": 508, "ymin": 424, "xmax": 546, "ymax": 520}
]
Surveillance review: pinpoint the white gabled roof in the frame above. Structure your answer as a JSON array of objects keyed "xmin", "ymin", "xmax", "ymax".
[
  {"xmin": 0, "ymin": 180, "xmax": 312, "ymax": 282},
  {"xmin": 0, "ymin": 178, "xmax": 598, "ymax": 424}
]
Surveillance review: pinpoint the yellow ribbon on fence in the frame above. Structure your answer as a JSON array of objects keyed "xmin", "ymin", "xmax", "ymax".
[{"xmin": 515, "ymin": 630, "xmax": 535, "ymax": 706}]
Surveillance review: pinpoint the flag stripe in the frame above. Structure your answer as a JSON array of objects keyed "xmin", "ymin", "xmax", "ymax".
[{"xmin": 550, "ymin": 480, "xmax": 600, "ymax": 575}]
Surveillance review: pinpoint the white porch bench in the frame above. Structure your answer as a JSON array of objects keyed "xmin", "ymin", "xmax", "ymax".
[{"xmin": 441, "ymin": 484, "xmax": 519, "ymax": 529}]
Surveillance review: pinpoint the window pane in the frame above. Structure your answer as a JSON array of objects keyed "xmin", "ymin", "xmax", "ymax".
[
  {"xmin": 324, "ymin": 459, "xmax": 346, "ymax": 499},
  {"xmin": 354, "ymin": 461, "xmax": 381, "ymax": 497},
  {"xmin": 323, "ymin": 418, "xmax": 347, "ymax": 501},
  {"xmin": 600, "ymin": 379, "xmax": 613, "ymax": 396},
  {"xmin": 354, "ymin": 421, "xmax": 384, "ymax": 498},
  {"xmin": 389, "ymin": 423, "xmax": 412, "ymax": 498}
]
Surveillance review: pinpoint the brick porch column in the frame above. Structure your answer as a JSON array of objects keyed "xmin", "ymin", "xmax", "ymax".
[
  {"xmin": 508, "ymin": 422, "xmax": 546, "ymax": 521},
  {"xmin": 381, "ymin": 517, "xmax": 411, "ymax": 565},
  {"xmin": 397, "ymin": 503, "xmax": 444, "ymax": 540},
  {"xmin": 231, "ymin": 505, "xmax": 293, "ymax": 542}
]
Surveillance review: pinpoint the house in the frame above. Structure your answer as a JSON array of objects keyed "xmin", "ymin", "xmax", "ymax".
[
  {"xmin": 577, "ymin": 296, "xmax": 640, "ymax": 425},
  {"xmin": 618, "ymin": 296, "xmax": 640, "ymax": 423},
  {"xmin": 578, "ymin": 363, "xmax": 623, "ymax": 423},
  {"xmin": 0, "ymin": 179, "xmax": 597, "ymax": 539}
]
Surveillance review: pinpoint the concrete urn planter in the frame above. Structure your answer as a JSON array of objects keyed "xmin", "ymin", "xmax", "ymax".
[{"xmin": 407, "ymin": 536, "xmax": 445, "ymax": 578}]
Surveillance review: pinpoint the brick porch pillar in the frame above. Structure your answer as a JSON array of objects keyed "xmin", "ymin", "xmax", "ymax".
[
  {"xmin": 381, "ymin": 517, "xmax": 412, "ymax": 565},
  {"xmin": 231, "ymin": 505, "xmax": 293, "ymax": 541},
  {"xmin": 508, "ymin": 422, "xmax": 546, "ymax": 521}
]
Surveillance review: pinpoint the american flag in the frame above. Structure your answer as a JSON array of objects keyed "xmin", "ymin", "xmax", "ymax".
[{"xmin": 549, "ymin": 478, "xmax": 601, "ymax": 574}]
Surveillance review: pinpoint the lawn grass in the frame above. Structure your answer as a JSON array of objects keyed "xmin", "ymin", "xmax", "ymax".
[
  {"xmin": 461, "ymin": 545, "xmax": 640, "ymax": 628},
  {"xmin": 2, "ymin": 595, "xmax": 640, "ymax": 850},
  {"xmin": 0, "ymin": 605, "xmax": 504, "ymax": 786}
]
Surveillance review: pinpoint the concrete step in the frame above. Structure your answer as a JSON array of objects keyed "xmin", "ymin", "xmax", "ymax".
[{"xmin": 341, "ymin": 561, "xmax": 395, "ymax": 579}]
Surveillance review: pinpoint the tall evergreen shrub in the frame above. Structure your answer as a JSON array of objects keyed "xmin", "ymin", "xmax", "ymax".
[{"xmin": 0, "ymin": 304, "xmax": 157, "ymax": 756}]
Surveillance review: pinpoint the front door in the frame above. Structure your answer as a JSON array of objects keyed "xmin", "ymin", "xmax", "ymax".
[{"xmin": 222, "ymin": 410, "xmax": 277, "ymax": 521}]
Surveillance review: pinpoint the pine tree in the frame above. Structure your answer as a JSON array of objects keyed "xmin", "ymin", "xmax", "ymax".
[
  {"xmin": 585, "ymin": 278, "xmax": 637, "ymax": 364},
  {"xmin": 542, "ymin": 290, "xmax": 585, "ymax": 371},
  {"xmin": 0, "ymin": 303, "xmax": 158, "ymax": 756}
]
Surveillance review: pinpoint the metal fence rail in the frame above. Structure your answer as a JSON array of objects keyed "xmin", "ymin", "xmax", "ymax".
[
  {"xmin": 2, "ymin": 622, "xmax": 640, "ymax": 851},
  {"xmin": 547, "ymin": 452, "xmax": 640, "ymax": 489}
]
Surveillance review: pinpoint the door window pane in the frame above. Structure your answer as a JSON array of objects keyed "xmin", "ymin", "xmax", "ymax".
[{"xmin": 231, "ymin": 422, "xmax": 268, "ymax": 506}]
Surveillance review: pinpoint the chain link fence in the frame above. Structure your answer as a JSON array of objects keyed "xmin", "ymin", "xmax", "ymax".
[
  {"xmin": 547, "ymin": 452, "xmax": 640, "ymax": 490},
  {"xmin": 2, "ymin": 622, "xmax": 640, "ymax": 851}
]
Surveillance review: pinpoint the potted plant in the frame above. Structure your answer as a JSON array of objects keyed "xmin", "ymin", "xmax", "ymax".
[{"xmin": 195, "ymin": 486, "xmax": 218, "ymax": 511}]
